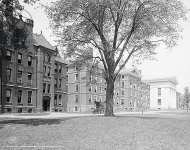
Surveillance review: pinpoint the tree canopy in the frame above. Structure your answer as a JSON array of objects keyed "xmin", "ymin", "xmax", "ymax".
[{"xmin": 47, "ymin": 0, "xmax": 187, "ymax": 116}]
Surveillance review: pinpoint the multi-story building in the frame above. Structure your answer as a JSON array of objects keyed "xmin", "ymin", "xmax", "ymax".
[
  {"xmin": 0, "ymin": 17, "xmax": 68, "ymax": 113},
  {"xmin": 67, "ymin": 63, "xmax": 106, "ymax": 112},
  {"xmin": 114, "ymin": 70, "xmax": 150, "ymax": 112},
  {"xmin": 0, "ymin": 16, "xmax": 37, "ymax": 113},
  {"xmin": 53, "ymin": 54, "xmax": 68, "ymax": 112},
  {"xmin": 145, "ymin": 77, "xmax": 177, "ymax": 110},
  {"xmin": 67, "ymin": 63, "xmax": 150, "ymax": 113}
]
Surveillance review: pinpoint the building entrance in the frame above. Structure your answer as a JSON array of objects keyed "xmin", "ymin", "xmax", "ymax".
[{"xmin": 43, "ymin": 96, "xmax": 50, "ymax": 111}]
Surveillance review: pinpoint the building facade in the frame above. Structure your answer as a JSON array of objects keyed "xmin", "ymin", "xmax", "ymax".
[
  {"xmin": 0, "ymin": 18, "xmax": 68, "ymax": 113},
  {"xmin": 53, "ymin": 55, "xmax": 68, "ymax": 112},
  {"xmin": 114, "ymin": 70, "xmax": 150, "ymax": 112},
  {"xmin": 145, "ymin": 78, "xmax": 177, "ymax": 110},
  {"xmin": 0, "ymin": 16, "xmax": 37, "ymax": 113},
  {"xmin": 67, "ymin": 64, "xmax": 150, "ymax": 113},
  {"xmin": 67, "ymin": 64, "xmax": 106, "ymax": 112}
]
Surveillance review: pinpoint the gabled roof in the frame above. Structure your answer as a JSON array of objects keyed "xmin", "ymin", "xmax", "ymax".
[{"xmin": 33, "ymin": 33, "xmax": 56, "ymax": 51}]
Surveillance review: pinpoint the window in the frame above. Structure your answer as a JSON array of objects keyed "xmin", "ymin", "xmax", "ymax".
[
  {"xmin": 44, "ymin": 54, "xmax": 51, "ymax": 62},
  {"xmin": 28, "ymin": 91, "xmax": 32, "ymax": 103},
  {"xmin": 158, "ymin": 99, "xmax": 161, "ymax": 105},
  {"xmin": 17, "ymin": 70, "xmax": 22, "ymax": 83},
  {"xmin": 158, "ymin": 88, "xmax": 161, "ymax": 96},
  {"xmin": 75, "ymin": 65, "xmax": 79, "ymax": 71},
  {"xmin": 59, "ymin": 95, "xmax": 62, "ymax": 105},
  {"xmin": 89, "ymin": 86, "xmax": 91, "ymax": 92},
  {"xmin": 47, "ymin": 67, "xmax": 51, "ymax": 76},
  {"xmin": 18, "ymin": 108, "xmax": 22, "ymax": 113},
  {"xmin": 28, "ymin": 56, "xmax": 32, "ymax": 66},
  {"xmin": 54, "ymin": 78, "xmax": 58, "ymax": 88},
  {"xmin": 6, "ymin": 50, "xmax": 12, "ymax": 61},
  {"xmin": 122, "ymin": 90, "xmax": 124, "ymax": 96},
  {"xmin": 28, "ymin": 72, "xmax": 32, "ymax": 81},
  {"xmin": 6, "ymin": 89, "xmax": 11, "ymax": 103},
  {"xmin": 59, "ymin": 79, "xmax": 62, "ymax": 88},
  {"xmin": 76, "ymin": 84, "xmax": 79, "ymax": 92},
  {"xmin": 121, "ymin": 99, "xmax": 124, "ymax": 105},
  {"xmin": 47, "ymin": 84, "xmax": 50, "ymax": 93},
  {"xmin": 94, "ymin": 86, "xmax": 97, "ymax": 93},
  {"xmin": 18, "ymin": 90, "xmax": 22, "ymax": 103},
  {"xmin": 99, "ymin": 87, "xmax": 102, "ymax": 93},
  {"xmin": 122, "ymin": 82, "xmax": 124, "ymax": 88},
  {"xmin": 75, "ymin": 95, "xmax": 79, "ymax": 103},
  {"xmin": 47, "ymin": 54, "xmax": 51, "ymax": 62},
  {"xmin": 43, "ymin": 66, "xmax": 46, "ymax": 74},
  {"xmin": 122, "ymin": 75, "xmax": 124, "ymax": 79},
  {"xmin": 55, "ymin": 63, "xmax": 58, "ymax": 72},
  {"xmin": 54, "ymin": 94, "xmax": 57, "ymax": 106},
  {"xmin": 75, "ymin": 106, "xmax": 78, "ymax": 111},
  {"xmin": 43, "ymin": 83, "xmax": 46, "ymax": 93},
  {"xmin": 6, "ymin": 68, "xmax": 11, "ymax": 81},
  {"xmin": 66, "ymin": 66, "xmax": 69, "ymax": 72},
  {"xmin": 88, "ymin": 96, "xmax": 91, "ymax": 103},
  {"xmin": 65, "ymin": 75, "xmax": 68, "ymax": 81},
  {"xmin": 93, "ymin": 96, "xmax": 97, "ymax": 102},
  {"xmin": 75, "ymin": 73, "xmax": 79, "ymax": 81},
  {"xmin": 18, "ymin": 53, "xmax": 22, "ymax": 64},
  {"xmin": 59, "ymin": 65, "xmax": 62, "ymax": 73}
]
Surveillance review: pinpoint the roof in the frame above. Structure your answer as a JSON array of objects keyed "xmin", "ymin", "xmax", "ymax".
[
  {"xmin": 120, "ymin": 69, "xmax": 142, "ymax": 78},
  {"xmin": 144, "ymin": 77, "xmax": 178, "ymax": 85},
  {"xmin": 33, "ymin": 33, "xmax": 56, "ymax": 51},
  {"xmin": 55, "ymin": 56, "xmax": 67, "ymax": 64}
]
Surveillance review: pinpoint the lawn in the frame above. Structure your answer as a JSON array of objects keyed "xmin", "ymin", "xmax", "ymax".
[{"xmin": 0, "ymin": 113, "xmax": 190, "ymax": 150}]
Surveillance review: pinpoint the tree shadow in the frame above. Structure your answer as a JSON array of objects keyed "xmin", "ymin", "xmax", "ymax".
[
  {"xmin": 115, "ymin": 114, "xmax": 176, "ymax": 120},
  {"xmin": 0, "ymin": 117, "xmax": 76, "ymax": 130}
]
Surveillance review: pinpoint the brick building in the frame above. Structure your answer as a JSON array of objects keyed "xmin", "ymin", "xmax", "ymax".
[
  {"xmin": 53, "ymin": 54, "xmax": 68, "ymax": 112},
  {"xmin": 0, "ymin": 18, "xmax": 68, "ymax": 113},
  {"xmin": 67, "ymin": 63, "xmax": 150, "ymax": 113},
  {"xmin": 0, "ymin": 16, "xmax": 37, "ymax": 113}
]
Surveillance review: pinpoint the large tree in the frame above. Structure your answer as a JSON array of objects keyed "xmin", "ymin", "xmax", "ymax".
[{"xmin": 47, "ymin": 0, "xmax": 186, "ymax": 116}]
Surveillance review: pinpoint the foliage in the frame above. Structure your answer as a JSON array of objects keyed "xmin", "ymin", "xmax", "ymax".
[
  {"xmin": 47, "ymin": 0, "xmax": 187, "ymax": 116},
  {"xmin": 184, "ymin": 87, "xmax": 190, "ymax": 112}
]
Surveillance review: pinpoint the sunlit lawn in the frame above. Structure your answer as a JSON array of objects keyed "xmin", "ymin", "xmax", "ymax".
[{"xmin": 0, "ymin": 113, "xmax": 190, "ymax": 150}]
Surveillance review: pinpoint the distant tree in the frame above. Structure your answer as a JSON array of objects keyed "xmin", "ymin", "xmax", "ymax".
[
  {"xmin": 137, "ymin": 94, "xmax": 147, "ymax": 115},
  {"xmin": 47, "ymin": 0, "xmax": 187, "ymax": 116},
  {"xmin": 184, "ymin": 87, "xmax": 190, "ymax": 112}
]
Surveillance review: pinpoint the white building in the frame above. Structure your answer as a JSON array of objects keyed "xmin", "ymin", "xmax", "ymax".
[{"xmin": 145, "ymin": 77, "xmax": 177, "ymax": 110}]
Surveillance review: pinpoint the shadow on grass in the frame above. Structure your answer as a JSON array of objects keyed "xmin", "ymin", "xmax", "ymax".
[
  {"xmin": 0, "ymin": 117, "xmax": 76, "ymax": 130},
  {"xmin": 115, "ymin": 114, "xmax": 176, "ymax": 120}
]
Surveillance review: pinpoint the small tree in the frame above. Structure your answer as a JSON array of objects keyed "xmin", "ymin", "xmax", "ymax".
[
  {"xmin": 47, "ymin": 0, "xmax": 187, "ymax": 116},
  {"xmin": 184, "ymin": 87, "xmax": 190, "ymax": 112}
]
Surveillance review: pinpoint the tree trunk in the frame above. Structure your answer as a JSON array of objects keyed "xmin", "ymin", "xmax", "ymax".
[{"xmin": 105, "ymin": 78, "xmax": 115, "ymax": 116}]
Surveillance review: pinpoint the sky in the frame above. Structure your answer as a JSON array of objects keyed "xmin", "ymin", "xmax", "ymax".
[{"xmin": 22, "ymin": 0, "xmax": 190, "ymax": 93}]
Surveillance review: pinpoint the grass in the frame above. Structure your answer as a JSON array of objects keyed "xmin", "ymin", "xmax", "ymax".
[{"xmin": 0, "ymin": 113, "xmax": 190, "ymax": 150}]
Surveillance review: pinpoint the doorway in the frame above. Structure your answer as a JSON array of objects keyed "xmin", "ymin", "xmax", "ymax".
[{"xmin": 43, "ymin": 96, "xmax": 50, "ymax": 111}]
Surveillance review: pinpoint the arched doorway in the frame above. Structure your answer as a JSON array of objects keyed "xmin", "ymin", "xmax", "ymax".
[{"xmin": 43, "ymin": 96, "xmax": 50, "ymax": 111}]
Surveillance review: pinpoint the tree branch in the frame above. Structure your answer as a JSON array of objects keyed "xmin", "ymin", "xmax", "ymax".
[{"xmin": 114, "ymin": 1, "xmax": 146, "ymax": 70}]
